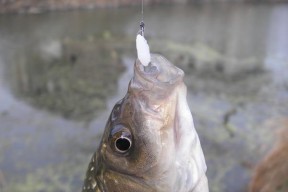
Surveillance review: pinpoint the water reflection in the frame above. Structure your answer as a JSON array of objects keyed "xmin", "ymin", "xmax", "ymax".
[
  {"xmin": 0, "ymin": 3, "xmax": 288, "ymax": 192},
  {"xmin": 7, "ymin": 38, "xmax": 124, "ymax": 121}
]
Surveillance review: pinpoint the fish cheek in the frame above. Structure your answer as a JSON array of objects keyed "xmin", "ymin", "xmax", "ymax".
[
  {"xmin": 103, "ymin": 170, "xmax": 154, "ymax": 192},
  {"xmin": 128, "ymin": 117, "xmax": 164, "ymax": 174}
]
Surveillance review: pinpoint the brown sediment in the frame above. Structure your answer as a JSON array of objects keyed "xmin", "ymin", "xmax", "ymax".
[{"xmin": 249, "ymin": 119, "xmax": 288, "ymax": 192}]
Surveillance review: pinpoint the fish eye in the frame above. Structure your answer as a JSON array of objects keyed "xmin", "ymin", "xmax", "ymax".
[
  {"xmin": 115, "ymin": 136, "xmax": 131, "ymax": 153},
  {"xmin": 109, "ymin": 124, "xmax": 132, "ymax": 155}
]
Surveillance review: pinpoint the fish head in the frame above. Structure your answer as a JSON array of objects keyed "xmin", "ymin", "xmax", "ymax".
[{"xmin": 83, "ymin": 54, "xmax": 208, "ymax": 192}]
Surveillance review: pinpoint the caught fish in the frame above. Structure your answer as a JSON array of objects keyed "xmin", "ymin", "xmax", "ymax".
[{"xmin": 82, "ymin": 54, "xmax": 209, "ymax": 192}]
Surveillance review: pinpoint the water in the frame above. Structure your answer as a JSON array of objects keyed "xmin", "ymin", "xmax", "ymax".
[{"xmin": 0, "ymin": 3, "xmax": 288, "ymax": 192}]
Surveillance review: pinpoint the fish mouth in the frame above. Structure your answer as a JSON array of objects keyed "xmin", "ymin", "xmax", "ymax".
[
  {"xmin": 135, "ymin": 54, "xmax": 184, "ymax": 86},
  {"xmin": 131, "ymin": 54, "xmax": 184, "ymax": 101}
]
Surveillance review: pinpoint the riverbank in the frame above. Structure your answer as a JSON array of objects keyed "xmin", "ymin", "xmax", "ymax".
[{"xmin": 1, "ymin": 0, "xmax": 288, "ymax": 14}]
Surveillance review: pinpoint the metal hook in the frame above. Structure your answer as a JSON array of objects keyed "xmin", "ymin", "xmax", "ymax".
[{"xmin": 140, "ymin": 21, "xmax": 145, "ymax": 36}]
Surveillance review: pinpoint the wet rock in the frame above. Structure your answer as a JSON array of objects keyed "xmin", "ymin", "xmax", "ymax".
[{"xmin": 39, "ymin": 40, "xmax": 62, "ymax": 61}]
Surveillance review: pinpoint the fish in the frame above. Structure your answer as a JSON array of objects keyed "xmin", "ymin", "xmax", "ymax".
[{"xmin": 82, "ymin": 54, "xmax": 209, "ymax": 192}]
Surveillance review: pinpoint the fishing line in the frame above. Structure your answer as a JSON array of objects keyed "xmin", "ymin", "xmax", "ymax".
[
  {"xmin": 140, "ymin": 0, "xmax": 145, "ymax": 36},
  {"xmin": 142, "ymin": 0, "xmax": 144, "ymax": 21}
]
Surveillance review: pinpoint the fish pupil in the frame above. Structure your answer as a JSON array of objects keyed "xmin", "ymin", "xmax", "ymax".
[{"xmin": 115, "ymin": 137, "xmax": 131, "ymax": 152}]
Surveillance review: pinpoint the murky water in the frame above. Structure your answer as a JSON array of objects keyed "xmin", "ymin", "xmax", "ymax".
[{"xmin": 0, "ymin": 3, "xmax": 288, "ymax": 192}]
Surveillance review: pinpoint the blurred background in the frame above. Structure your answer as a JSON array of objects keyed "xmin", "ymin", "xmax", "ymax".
[{"xmin": 0, "ymin": 0, "xmax": 288, "ymax": 192}]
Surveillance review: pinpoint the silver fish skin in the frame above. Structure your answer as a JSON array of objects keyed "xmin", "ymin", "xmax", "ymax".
[{"xmin": 82, "ymin": 54, "xmax": 209, "ymax": 192}]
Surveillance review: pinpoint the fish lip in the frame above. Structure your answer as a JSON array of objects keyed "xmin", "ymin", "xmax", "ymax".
[{"xmin": 135, "ymin": 53, "xmax": 184, "ymax": 87}]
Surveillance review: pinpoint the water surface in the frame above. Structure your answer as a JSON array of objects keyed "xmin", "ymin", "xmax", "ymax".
[{"xmin": 0, "ymin": 3, "xmax": 288, "ymax": 192}]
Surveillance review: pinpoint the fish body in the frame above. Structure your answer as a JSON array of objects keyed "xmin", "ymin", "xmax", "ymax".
[{"xmin": 83, "ymin": 54, "xmax": 208, "ymax": 192}]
